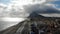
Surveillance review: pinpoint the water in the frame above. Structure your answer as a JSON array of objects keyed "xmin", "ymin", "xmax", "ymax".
[{"xmin": 0, "ymin": 18, "xmax": 26, "ymax": 31}]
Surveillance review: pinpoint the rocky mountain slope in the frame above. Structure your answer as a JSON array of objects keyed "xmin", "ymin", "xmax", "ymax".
[{"xmin": 0, "ymin": 12, "xmax": 60, "ymax": 34}]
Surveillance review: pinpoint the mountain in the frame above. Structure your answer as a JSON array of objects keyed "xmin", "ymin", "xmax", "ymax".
[
  {"xmin": 28, "ymin": 12, "xmax": 44, "ymax": 19},
  {"xmin": 0, "ymin": 11, "xmax": 60, "ymax": 34}
]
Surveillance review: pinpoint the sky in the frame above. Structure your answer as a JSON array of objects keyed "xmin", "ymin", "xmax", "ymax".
[
  {"xmin": 0, "ymin": 0, "xmax": 60, "ymax": 8},
  {"xmin": 0, "ymin": 0, "xmax": 11, "ymax": 4},
  {"xmin": 51, "ymin": 0, "xmax": 60, "ymax": 8},
  {"xmin": 0, "ymin": 0, "xmax": 60, "ymax": 17}
]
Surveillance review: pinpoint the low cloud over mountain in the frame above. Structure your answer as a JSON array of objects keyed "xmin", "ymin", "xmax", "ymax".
[{"xmin": 24, "ymin": 4, "xmax": 60, "ymax": 14}]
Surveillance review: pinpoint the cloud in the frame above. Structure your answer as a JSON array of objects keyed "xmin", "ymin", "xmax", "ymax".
[
  {"xmin": 0, "ymin": 0, "xmax": 60, "ymax": 17},
  {"xmin": 0, "ymin": 3, "xmax": 29, "ymax": 18},
  {"xmin": 0, "ymin": 0, "xmax": 47, "ymax": 17},
  {"xmin": 0, "ymin": 3, "xmax": 7, "ymax": 7},
  {"xmin": 23, "ymin": 4, "xmax": 60, "ymax": 14},
  {"xmin": 41, "ymin": 14, "xmax": 60, "ymax": 17},
  {"xmin": 45, "ymin": 3, "xmax": 57, "ymax": 8}
]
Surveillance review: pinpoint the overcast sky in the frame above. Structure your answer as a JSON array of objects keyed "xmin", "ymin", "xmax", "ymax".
[{"xmin": 0, "ymin": 0, "xmax": 60, "ymax": 17}]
